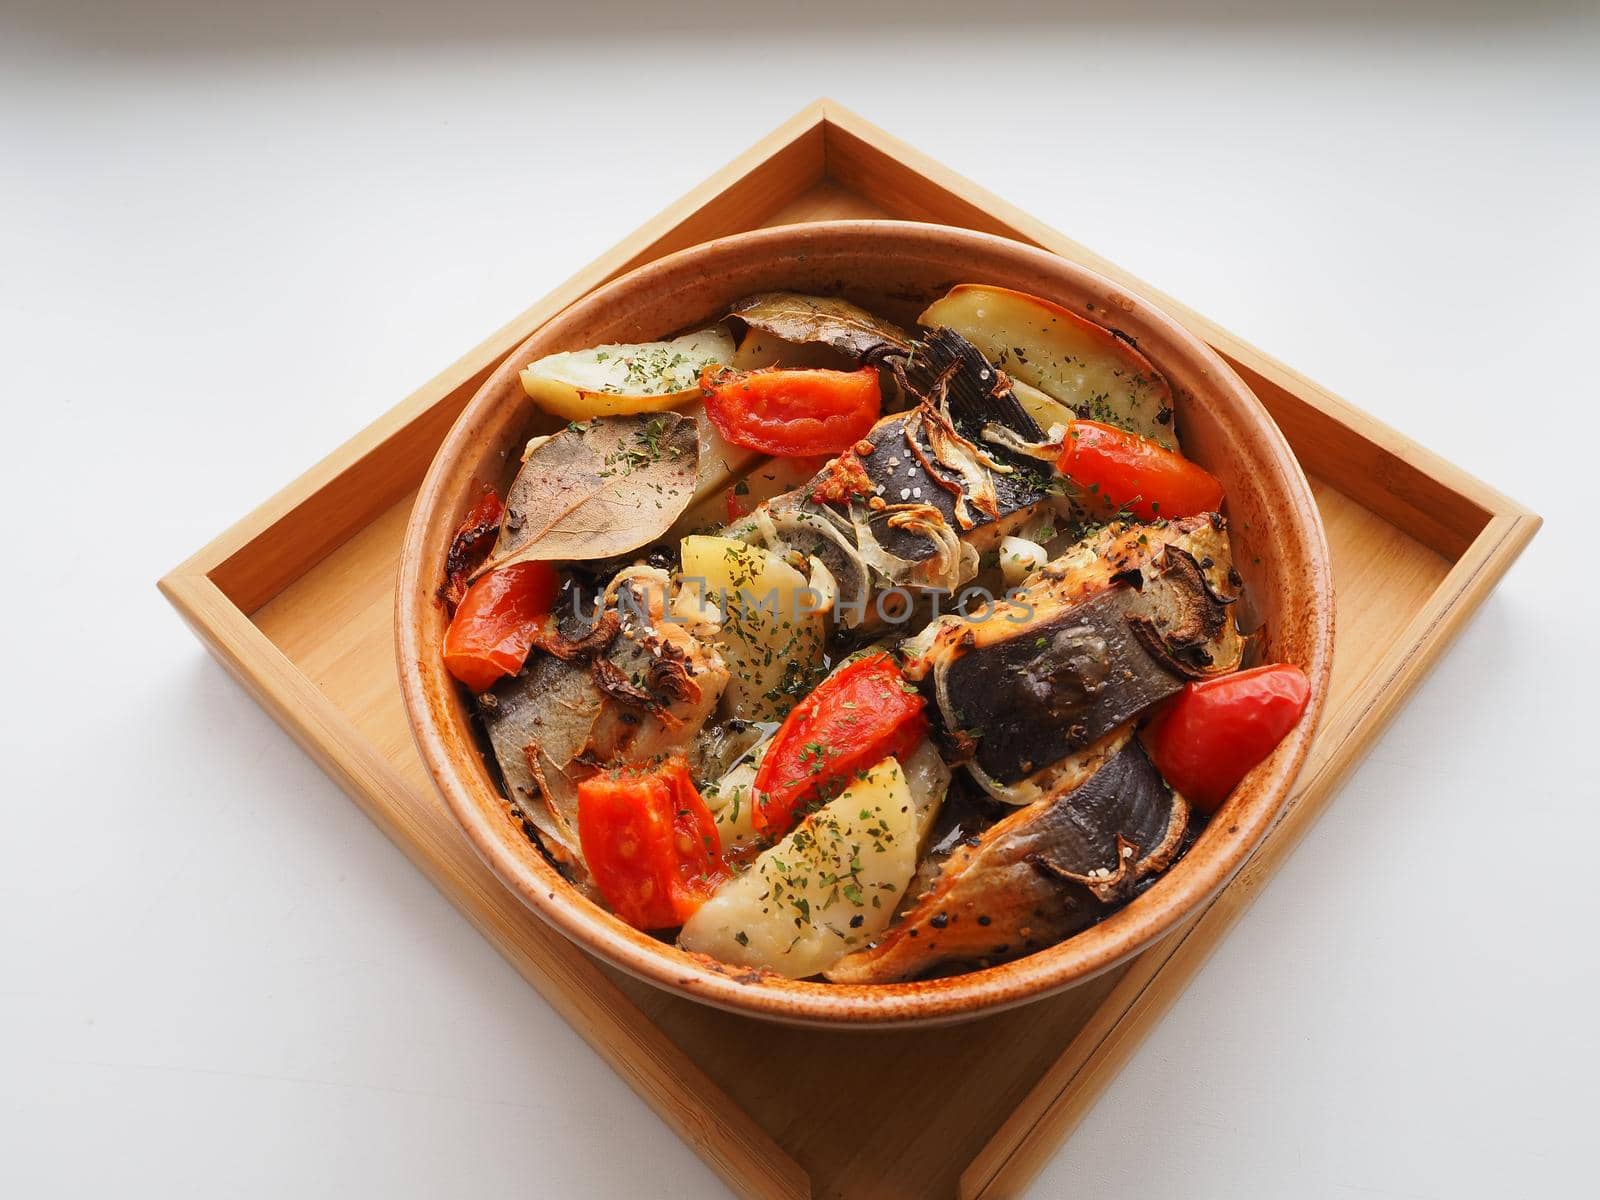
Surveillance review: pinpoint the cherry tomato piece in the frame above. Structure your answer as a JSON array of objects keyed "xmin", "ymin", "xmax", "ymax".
[
  {"xmin": 440, "ymin": 488, "xmax": 504, "ymax": 609},
  {"xmin": 752, "ymin": 653, "xmax": 928, "ymax": 837},
  {"xmin": 701, "ymin": 366, "xmax": 882, "ymax": 457},
  {"xmin": 441, "ymin": 561, "xmax": 560, "ymax": 693},
  {"xmin": 1143, "ymin": 664, "xmax": 1312, "ymax": 813},
  {"xmin": 577, "ymin": 758, "xmax": 726, "ymax": 930},
  {"xmin": 1056, "ymin": 420, "xmax": 1224, "ymax": 521}
]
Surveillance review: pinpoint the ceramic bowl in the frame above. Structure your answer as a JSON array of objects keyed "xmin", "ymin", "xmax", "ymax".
[{"xmin": 396, "ymin": 221, "xmax": 1334, "ymax": 1028}]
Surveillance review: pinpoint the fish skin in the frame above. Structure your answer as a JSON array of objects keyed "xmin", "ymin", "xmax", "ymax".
[
  {"xmin": 478, "ymin": 567, "xmax": 728, "ymax": 892},
  {"xmin": 904, "ymin": 515, "xmax": 1244, "ymax": 803},
  {"xmin": 825, "ymin": 735, "xmax": 1183, "ymax": 984}
]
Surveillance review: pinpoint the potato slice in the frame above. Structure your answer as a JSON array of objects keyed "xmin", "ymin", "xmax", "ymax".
[
  {"xmin": 706, "ymin": 758, "xmax": 763, "ymax": 858},
  {"xmin": 519, "ymin": 327, "xmax": 734, "ymax": 421},
  {"xmin": 706, "ymin": 732, "xmax": 947, "ymax": 863},
  {"xmin": 679, "ymin": 758, "xmax": 918, "ymax": 978},
  {"xmin": 1010, "ymin": 377, "xmax": 1075, "ymax": 436},
  {"xmin": 920, "ymin": 284, "xmax": 1178, "ymax": 449},
  {"xmin": 687, "ymin": 402, "xmax": 763, "ymax": 508},
  {"xmin": 679, "ymin": 535, "xmax": 825, "ymax": 721}
]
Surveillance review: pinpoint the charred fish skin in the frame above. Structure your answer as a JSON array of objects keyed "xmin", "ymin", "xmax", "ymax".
[
  {"xmin": 905, "ymin": 516, "xmax": 1244, "ymax": 803},
  {"xmin": 924, "ymin": 543, "xmax": 1231, "ymax": 786},
  {"xmin": 476, "ymin": 567, "xmax": 729, "ymax": 892},
  {"xmin": 478, "ymin": 653, "xmax": 601, "ymax": 890},
  {"xmin": 902, "ymin": 325, "xmax": 1045, "ymax": 446},
  {"xmin": 742, "ymin": 326, "xmax": 1060, "ymax": 599},
  {"xmin": 825, "ymin": 736, "xmax": 1185, "ymax": 984},
  {"xmin": 854, "ymin": 327, "xmax": 1054, "ymax": 550},
  {"xmin": 844, "ymin": 409, "xmax": 1052, "ymax": 561},
  {"xmin": 747, "ymin": 391, "xmax": 1054, "ymax": 607},
  {"xmin": 939, "ymin": 585, "xmax": 1185, "ymax": 785}
]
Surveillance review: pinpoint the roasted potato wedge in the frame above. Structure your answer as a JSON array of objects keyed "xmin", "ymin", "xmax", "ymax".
[
  {"xmin": 519, "ymin": 327, "xmax": 734, "ymax": 421},
  {"xmin": 678, "ymin": 757, "xmax": 919, "ymax": 978},
  {"xmin": 678, "ymin": 535, "xmax": 826, "ymax": 722}
]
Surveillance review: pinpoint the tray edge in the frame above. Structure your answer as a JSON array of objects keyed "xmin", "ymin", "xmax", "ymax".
[
  {"xmin": 959, "ymin": 508, "xmax": 1538, "ymax": 1198},
  {"xmin": 158, "ymin": 569, "xmax": 813, "ymax": 1200}
]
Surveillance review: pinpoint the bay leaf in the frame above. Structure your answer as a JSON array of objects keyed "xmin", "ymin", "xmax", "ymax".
[
  {"xmin": 476, "ymin": 412, "xmax": 700, "ymax": 573},
  {"xmin": 730, "ymin": 292, "xmax": 911, "ymax": 360}
]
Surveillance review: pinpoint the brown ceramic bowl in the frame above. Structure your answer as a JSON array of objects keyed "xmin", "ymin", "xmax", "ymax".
[{"xmin": 397, "ymin": 221, "xmax": 1334, "ymax": 1028}]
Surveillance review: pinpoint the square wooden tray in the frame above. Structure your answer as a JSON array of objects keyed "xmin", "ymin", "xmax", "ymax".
[{"xmin": 160, "ymin": 101, "xmax": 1538, "ymax": 1199}]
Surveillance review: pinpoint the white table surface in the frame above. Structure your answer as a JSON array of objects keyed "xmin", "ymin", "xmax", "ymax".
[{"xmin": 4, "ymin": 3, "xmax": 1597, "ymax": 1196}]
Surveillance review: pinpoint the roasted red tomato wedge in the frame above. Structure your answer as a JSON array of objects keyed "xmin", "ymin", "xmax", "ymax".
[
  {"xmin": 441, "ymin": 561, "xmax": 560, "ymax": 693},
  {"xmin": 752, "ymin": 653, "xmax": 929, "ymax": 836},
  {"xmin": 440, "ymin": 488, "xmax": 504, "ymax": 610},
  {"xmin": 577, "ymin": 758, "xmax": 727, "ymax": 930},
  {"xmin": 700, "ymin": 365, "xmax": 882, "ymax": 457},
  {"xmin": 1056, "ymin": 420, "xmax": 1225, "ymax": 521},
  {"xmin": 1143, "ymin": 664, "xmax": 1312, "ymax": 814}
]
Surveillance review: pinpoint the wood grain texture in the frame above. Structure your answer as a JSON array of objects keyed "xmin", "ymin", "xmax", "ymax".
[
  {"xmin": 163, "ymin": 570, "xmax": 809, "ymax": 1200},
  {"xmin": 161, "ymin": 102, "xmax": 1537, "ymax": 1199}
]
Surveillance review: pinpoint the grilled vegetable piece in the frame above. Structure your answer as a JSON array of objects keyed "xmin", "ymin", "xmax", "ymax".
[
  {"xmin": 679, "ymin": 757, "xmax": 922, "ymax": 979},
  {"xmin": 1009, "ymin": 377, "xmax": 1077, "ymax": 438},
  {"xmin": 1057, "ymin": 420, "xmax": 1223, "ymax": 521},
  {"xmin": 477, "ymin": 567, "xmax": 729, "ymax": 887},
  {"xmin": 478, "ymin": 413, "xmax": 699, "ymax": 576},
  {"xmin": 519, "ymin": 327, "xmax": 735, "ymax": 421},
  {"xmin": 678, "ymin": 535, "xmax": 826, "ymax": 722},
  {"xmin": 700, "ymin": 365, "xmax": 883, "ymax": 457},
  {"xmin": 999, "ymin": 534, "xmax": 1049, "ymax": 586},
  {"xmin": 1144, "ymin": 663, "xmax": 1311, "ymax": 813},
  {"xmin": 443, "ymin": 561, "xmax": 560, "ymax": 693},
  {"xmin": 577, "ymin": 758, "xmax": 726, "ymax": 930},
  {"xmin": 904, "ymin": 515, "xmax": 1244, "ymax": 804},
  {"xmin": 729, "ymin": 292, "xmax": 912, "ymax": 362},
  {"xmin": 730, "ymin": 329, "xmax": 854, "ymax": 372},
  {"xmin": 441, "ymin": 488, "xmax": 504, "ymax": 609},
  {"xmin": 685, "ymin": 404, "xmax": 765, "ymax": 511},
  {"xmin": 704, "ymin": 706, "xmax": 950, "ymax": 864},
  {"xmin": 825, "ymin": 735, "xmax": 1186, "ymax": 983},
  {"xmin": 920, "ymin": 284, "xmax": 1178, "ymax": 449},
  {"xmin": 751, "ymin": 652, "xmax": 928, "ymax": 837}
]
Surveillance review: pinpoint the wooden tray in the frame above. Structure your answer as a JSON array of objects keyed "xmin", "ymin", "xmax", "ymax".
[{"xmin": 160, "ymin": 101, "xmax": 1538, "ymax": 1199}]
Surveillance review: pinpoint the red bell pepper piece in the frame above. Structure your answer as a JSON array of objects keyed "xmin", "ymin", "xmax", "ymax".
[{"xmin": 577, "ymin": 758, "xmax": 727, "ymax": 930}]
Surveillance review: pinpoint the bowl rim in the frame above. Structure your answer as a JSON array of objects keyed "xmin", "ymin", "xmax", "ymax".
[{"xmin": 396, "ymin": 219, "xmax": 1334, "ymax": 1028}]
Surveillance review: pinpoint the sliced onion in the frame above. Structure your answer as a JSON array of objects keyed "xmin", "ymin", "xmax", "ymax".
[{"xmin": 999, "ymin": 535, "xmax": 1049, "ymax": 587}]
